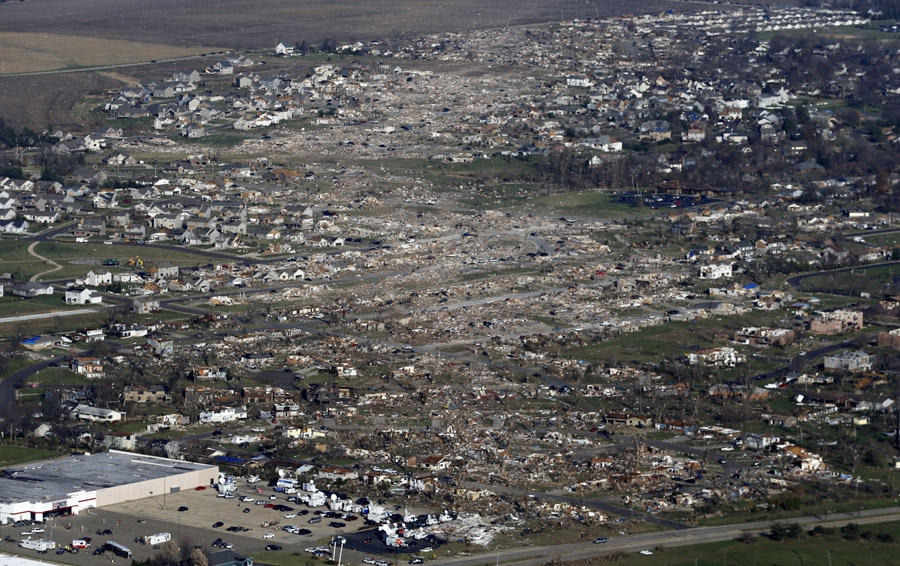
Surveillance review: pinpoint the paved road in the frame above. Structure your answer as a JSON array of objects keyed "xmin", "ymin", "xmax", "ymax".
[
  {"xmin": 785, "ymin": 260, "xmax": 900, "ymax": 289},
  {"xmin": 0, "ymin": 54, "xmax": 213, "ymax": 78},
  {"xmin": 0, "ymin": 355, "xmax": 64, "ymax": 413},
  {"xmin": 429, "ymin": 507, "xmax": 900, "ymax": 566}
]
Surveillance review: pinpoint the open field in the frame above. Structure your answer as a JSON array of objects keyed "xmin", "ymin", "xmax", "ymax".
[
  {"xmin": 600, "ymin": 522, "xmax": 900, "ymax": 566},
  {"xmin": 0, "ymin": 240, "xmax": 241, "ymax": 280},
  {"xmin": 0, "ymin": 0, "xmax": 683, "ymax": 129},
  {"xmin": 797, "ymin": 264, "xmax": 899, "ymax": 297},
  {"xmin": 0, "ymin": 0, "xmax": 678, "ymax": 50},
  {"xmin": 0, "ymin": 33, "xmax": 212, "ymax": 74},
  {"xmin": 0, "ymin": 72, "xmax": 126, "ymax": 130},
  {"xmin": 0, "ymin": 445, "xmax": 62, "ymax": 467}
]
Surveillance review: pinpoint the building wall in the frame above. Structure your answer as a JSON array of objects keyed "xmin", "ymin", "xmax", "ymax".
[{"xmin": 95, "ymin": 468, "xmax": 217, "ymax": 507}]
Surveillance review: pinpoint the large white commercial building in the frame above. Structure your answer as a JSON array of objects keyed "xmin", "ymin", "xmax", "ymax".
[{"xmin": 0, "ymin": 450, "xmax": 218, "ymax": 525}]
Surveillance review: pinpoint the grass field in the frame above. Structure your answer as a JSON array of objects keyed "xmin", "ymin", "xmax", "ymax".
[
  {"xmin": 608, "ymin": 522, "xmax": 900, "ymax": 565},
  {"xmin": 0, "ymin": 445, "xmax": 62, "ymax": 467},
  {"xmin": 797, "ymin": 264, "xmax": 899, "ymax": 297},
  {"xmin": 455, "ymin": 185, "xmax": 653, "ymax": 218},
  {"xmin": 0, "ymin": 293, "xmax": 93, "ymax": 318},
  {"xmin": 0, "ymin": 240, "xmax": 241, "ymax": 280}
]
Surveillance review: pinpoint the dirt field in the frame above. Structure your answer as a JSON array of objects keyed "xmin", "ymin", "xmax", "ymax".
[
  {"xmin": 0, "ymin": 72, "xmax": 126, "ymax": 130},
  {"xmin": 0, "ymin": 0, "xmax": 680, "ymax": 130},
  {"xmin": 0, "ymin": 33, "xmax": 212, "ymax": 74},
  {"xmin": 0, "ymin": 0, "xmax": 675, "ymax": 49}
]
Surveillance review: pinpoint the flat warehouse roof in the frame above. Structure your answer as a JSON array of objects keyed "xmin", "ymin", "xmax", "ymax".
[
  {"xmin": 0, "ymin": 552, "xmax": 62, "ymax": 566},
  {"xmin": 0, "ymin": 450, "xmax": 216, "ymax": 504}
]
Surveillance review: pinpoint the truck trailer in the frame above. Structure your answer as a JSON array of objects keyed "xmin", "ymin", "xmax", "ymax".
[
  {"xmin": 143, "ymin": 532, "xmax": 171, "ymax": 546},
  {"xmin": 19, "ymin": 538, "xmax": 56, "ymax": 552}
]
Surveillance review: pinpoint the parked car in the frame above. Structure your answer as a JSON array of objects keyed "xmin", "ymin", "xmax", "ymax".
[{"xmin": 265, "ymin": 544, "xmax": 282, "ymax": 551}]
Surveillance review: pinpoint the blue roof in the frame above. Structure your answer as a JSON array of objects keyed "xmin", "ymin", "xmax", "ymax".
[{"xmin": 743, "ymin": 283, "xmax": 759, "ymax": 289}]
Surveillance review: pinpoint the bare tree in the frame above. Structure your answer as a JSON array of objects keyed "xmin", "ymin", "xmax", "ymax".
[
  {"xmin": 187, "ymin": 548, "xmax": 209, "ymax": 566},
  {"xmin": 156, "ymin": 540, "xmax": 178, "ymax": 566}
]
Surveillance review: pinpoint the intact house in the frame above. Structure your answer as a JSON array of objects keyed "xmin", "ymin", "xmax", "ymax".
[
  {"xmin": 23, "ymin": 210, "xmax": 60, "ymax": 224},
  {"xmin": 64, "ymin": 287, "xmax": 103, "ymax": 305},
  {"xmin": 699, "ymin": 263, "xmax": 733, "ymax": 280},
  {"xmin": 20, "ymin": 334, "xmax": 72, "ymax": 350},
  {"xmin": 82, "ymin": 270, "xmax": 113, "ymax": 287},
  {"xmin": 108, "ymin": 323, "xmax": 149, "ymax": 338},
  {"xmin": 74, "ymin": 218, "xmax": 107, "ymax": 238},
  {"xmin": 12, "ymin": 282, "xmax": 54, "ymax": 298},
  {"xmin": 199, "ymin": 406, "xmax": 249, "ymax": 423},
  {"xmin": 70, "ymin": 404, "xmax": 124, "ymax": 423}
]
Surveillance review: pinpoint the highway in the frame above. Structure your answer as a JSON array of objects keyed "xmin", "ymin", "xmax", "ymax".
[{"xmin": 429, "ymin": 507, "xmax": 900, "ymax": 566}]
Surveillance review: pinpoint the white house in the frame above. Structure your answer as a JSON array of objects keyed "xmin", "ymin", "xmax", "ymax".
[
  {"xmin": 199, "ymin": 406, "xmax": 248, "ymax": 424},
  {"xmin": 64, "ymin": 288, "xmax": 103, "ymax": 305},
  {"xmin": 699, "ymin": 263, "xmax": 733, "ymax": 280},
  {"xmin": 71, "ymin": 404, "xmax": 124, "ymax": 423},
  {"xmin": 83, "ymin": 270, "xmax": 113, "ymax": 287}
]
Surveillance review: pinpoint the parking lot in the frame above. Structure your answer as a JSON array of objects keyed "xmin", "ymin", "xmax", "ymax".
[{"xmin": 2, "ymin": 484, "xmax": 437, "ymax": 565}]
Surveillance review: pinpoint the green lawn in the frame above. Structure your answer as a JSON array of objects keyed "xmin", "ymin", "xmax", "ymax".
[
  {"xmin": 797, "ymin": 264, "xmax": 900, "ymax": 297},
  {"xmin": 0, "ymin": 445, "xmax": 62, "ymax": 466},
  {"xmin": 0, "ymin": 240, "xmax": 246, "ymax": 280},
  {"xmin": 554, "ymin": 321, "xmax": 712, "ymax": 367},
  {"xmin": 0, "ymin": 293, "xmax": 92, "ymax": 318},
  {"xmin": 524, "ymin": 190, "xmax": 654, "ymax": 218},
  {"xmin": 858, "ymin": 232, "xmax": 900, "ymax": 247},
  {"xmin": 611, "ymin": 529, "xmax": 900, "ymax": 565}
]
